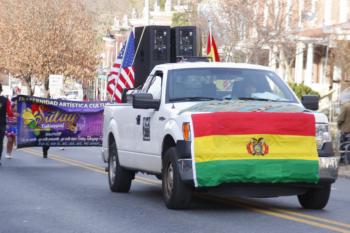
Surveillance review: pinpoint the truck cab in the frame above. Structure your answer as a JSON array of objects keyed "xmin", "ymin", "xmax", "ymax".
[{"xmin": 102, "ymin": 62, "xmax": 338, "ymax": 209}]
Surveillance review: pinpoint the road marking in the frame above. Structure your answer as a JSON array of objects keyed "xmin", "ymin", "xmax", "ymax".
[
  {"xmin": 199, "ymin": 195, "xmax": 350, "ymax": 233},
  {"xmin": 227, "ymin": 196, "xmax": 350, "ymax": 229},
  {"xmin": 21, "ymin": 148, "xmax": 158, "ymax": 186},
  {"xmin": 20, "ymin": 148, "xmax": 350, "ymax": 233}
]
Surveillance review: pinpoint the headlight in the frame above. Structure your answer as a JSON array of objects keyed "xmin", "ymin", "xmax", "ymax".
[{"xmin": 316, "ymin": 124, "xmax": 331, "ymax": 149}]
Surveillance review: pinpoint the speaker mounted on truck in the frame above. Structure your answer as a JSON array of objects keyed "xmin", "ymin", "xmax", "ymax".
[{"xmin": 134, "ymin": 25, "xmax": 199, "ymax": 88}]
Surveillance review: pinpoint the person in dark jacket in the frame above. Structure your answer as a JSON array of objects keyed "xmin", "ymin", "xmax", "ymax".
[
  {"xmin": 338, "ymin": 101, "xmax": 350, "ymax": 163},
  {"xmin": 338, "ymin": 101, "xmax": 350, "ymax": 136},
  {"xmin": 0, "ymin": 83, "xmax": 14, "ymax": 165},
  {"xmin": 42, "ymin": 145, "xmax": 49, "ymax": 158},
  {"xmin": 42, "ymin": 94, "xmax": 51, "ymax": 158}
]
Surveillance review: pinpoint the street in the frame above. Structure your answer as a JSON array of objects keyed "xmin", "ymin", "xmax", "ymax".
[{"xmin": 0, "ymin": 147, "xmax": 350, "ymax": 233}]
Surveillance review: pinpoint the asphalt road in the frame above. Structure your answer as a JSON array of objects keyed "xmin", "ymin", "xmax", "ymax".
[{"xmin": 0, "ymin": 147, "xmax": 350, "ymax": 233}]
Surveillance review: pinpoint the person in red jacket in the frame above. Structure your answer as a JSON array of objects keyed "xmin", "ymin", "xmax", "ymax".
[
  {"xmin": 0, "ymin": 83, "xmax": 14, "ymax": 165},
  {"xmin": 5, "ymin": 99, "xmax": 17, "ymax": 159}
]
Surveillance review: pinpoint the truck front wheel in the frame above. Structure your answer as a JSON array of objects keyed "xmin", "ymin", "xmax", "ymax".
[
  {"xmin": 298, "ymin": 184, "xmax": 331, "ymax": 209},
  {"xmin": 108, "ymin": 142, "xmax": 134, "ymax": 193},
  {"xmin": 162, "ymin": 147, "xmax": 192, "ymax": 209}
]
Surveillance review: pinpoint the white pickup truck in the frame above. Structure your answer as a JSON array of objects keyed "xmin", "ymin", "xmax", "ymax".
[{"xmin": 102, "ymin": 62, "xmax": 338, "ymax": 209}]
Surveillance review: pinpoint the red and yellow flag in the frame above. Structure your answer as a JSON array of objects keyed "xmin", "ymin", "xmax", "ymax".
[
  {"xmin": 206, "ymin": 32, "xmax": 220, "ymax": 62},
  {"xmin": 191, "ymin": 112, "xmax": 319, "ymax": 187}
]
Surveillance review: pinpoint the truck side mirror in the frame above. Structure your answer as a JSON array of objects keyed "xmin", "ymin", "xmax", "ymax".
[
  {"xmin": 301, "ymin": 95, "xmax": 319, "ymax": 111},
  {"xmin": 122, "ymin": 87, "xmax": 141, "ymax": 103},
  {"xmin": 132, "ymin": 93, "xmax": 160, "ymax": 110}
]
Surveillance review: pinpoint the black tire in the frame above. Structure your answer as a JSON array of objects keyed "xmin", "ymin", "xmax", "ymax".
[
  {"xmin": 298, "ymin": 184, "xmax": 331, "ymax": 209},
  {"xmin": 162, "ymin": 147, "xmax": 192, "ymax": 209},
  {"xmin": 108, "ymin": 141, "xmax": 134, "ymax": 193}
]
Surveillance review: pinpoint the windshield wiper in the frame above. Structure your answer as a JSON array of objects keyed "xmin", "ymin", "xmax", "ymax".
[
  {"xmin": 170, "ymin": 97, "xmax": 220, "ymax": 102},
  {"xmin": 238, "ymin": 97, "xmax": 278, "ymax": 102}
]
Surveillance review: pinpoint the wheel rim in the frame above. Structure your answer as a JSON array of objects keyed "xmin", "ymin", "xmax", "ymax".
[
  {"xmin": 109, "ymin": 154, "xmax": 117, "ymax": 184},
  {"xmin": 164, "ymin": 162, "xmax": 174, "ymax": 200}
]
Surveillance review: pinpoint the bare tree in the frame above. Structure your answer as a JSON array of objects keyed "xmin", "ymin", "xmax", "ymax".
[
  {"xmin": 86, "ymin": 0, "xmax": 143, "ymax": 38},
  {"xmin": 171, "ymin": 0, "xmax": 208, "ymax": 55},
  {"xmin": 188, "ymin": 0, "xmax": 305, "ymax": 81},
  {"xmin": 0, "ymin": 0, "xmax": 98, "ymax": 95}
]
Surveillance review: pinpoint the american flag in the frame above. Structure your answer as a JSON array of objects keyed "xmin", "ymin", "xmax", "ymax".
[{"xmin": 107, "ymin": 31, "xmax": 135, "ymax": 102}]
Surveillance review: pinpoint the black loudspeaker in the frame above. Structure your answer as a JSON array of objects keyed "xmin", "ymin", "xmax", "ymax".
[
  {"xmin": 171, "ymin": 26, "xmax": 197, "ymax": 62},
  {"xmin": 134, "ymin": 26, "xmax": 171, "ymax": 88}
]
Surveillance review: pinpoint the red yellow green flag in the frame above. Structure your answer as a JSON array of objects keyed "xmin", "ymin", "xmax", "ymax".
[
  {"xmin": 191, "ymin": 112, "xmax": 319, "ymax": 187},
  {"xmin": 206, "ymin": 32, "xmax": 220, "ymax": 62}
]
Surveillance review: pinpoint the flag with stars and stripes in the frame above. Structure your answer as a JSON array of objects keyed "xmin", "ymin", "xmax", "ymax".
[{"xmin": 107, "ymin": 31, "xmax": 135, "ymax": 102}]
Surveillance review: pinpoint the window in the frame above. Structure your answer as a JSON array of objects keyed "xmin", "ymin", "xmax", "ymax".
[
  {"xmin": 141, "ymin": 70, "xmax": 163, "ymax": 99},
  {"xmin": 147, "ymin": 76, "xmax": 162, "ymax": 99},
  {"xmin": 166, "ymin": 68, "xmax": 298, "ymax": 103}
]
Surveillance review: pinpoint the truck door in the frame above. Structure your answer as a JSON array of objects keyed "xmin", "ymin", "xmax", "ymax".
[
  {"xmin": 117, "ymin": 72, "xmax": 156, "ymax": 169},
  {"xmin": 134, "ymin": 70, "xmax": 164, "ymax": 172}
]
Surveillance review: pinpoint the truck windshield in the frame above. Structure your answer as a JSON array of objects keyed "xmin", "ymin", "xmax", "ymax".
[{"xmin": 167, "ymin": 68, "xmax": 298, "ymax": 103}]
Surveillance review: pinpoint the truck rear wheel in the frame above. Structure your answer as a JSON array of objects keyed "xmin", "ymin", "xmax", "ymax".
[
  {"xmin": 108, "ymin": 142, "xmax": 134, "ymax": 193},
  {"xmin": 298, "ymin": 184, "xmax": 331, "ymax": 209},
  {"xmin": 162, "ymin": 147, "xmax": 192, "ymax": 209}
]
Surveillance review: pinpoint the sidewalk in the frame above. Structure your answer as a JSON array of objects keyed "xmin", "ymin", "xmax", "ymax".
[{"xmin": 339, "ymin": 164, "xmax": 350, "ymax": 178}]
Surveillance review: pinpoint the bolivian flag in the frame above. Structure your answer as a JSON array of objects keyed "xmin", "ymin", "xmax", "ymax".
[{"xmin": 191, "ymin": 112, "xmax": 319, "ymax": 187}]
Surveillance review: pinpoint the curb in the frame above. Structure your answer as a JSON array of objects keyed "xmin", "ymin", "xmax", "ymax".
[
  {"xmin": 338, "ymin": 165, "xmax": 350, "ymax": 179},
  {"xmin": 338, "ymin": 174, "xmax": 350, "ymax": 179}
]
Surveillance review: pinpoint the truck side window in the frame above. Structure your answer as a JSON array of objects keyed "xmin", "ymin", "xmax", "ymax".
[
  {"xmin": 147, "ymin": 76, "xmax": 162, "ymax": 99},
  {"xmin": 140, "ymin": 70, "xmax": 163, "ymax": 99},
  {"xmin": 141, "ymin": 75, "xmax": 154, "ymax": 93},
  {"xmin": 140, "ymin": 71, "xmax": 163, "ymax": 93}
]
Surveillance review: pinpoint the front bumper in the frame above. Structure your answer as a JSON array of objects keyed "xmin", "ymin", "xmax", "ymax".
[
  {"xmin": 318, "ymin": 157, "xmax": 339, "ymax": 182},
  {"xmin": 176, "ymin": 141, "xmax": 339, "ymax": 185}
]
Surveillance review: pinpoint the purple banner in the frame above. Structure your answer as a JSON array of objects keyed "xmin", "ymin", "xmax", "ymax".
[{"xmin": 16, "ymin": 95, "xmax": 109, "ymax": 148}]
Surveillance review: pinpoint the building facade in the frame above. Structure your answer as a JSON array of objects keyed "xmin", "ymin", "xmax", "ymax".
[
  {"xmin": 204, "ymin": 0, "xmax": 350, "ymax": 115},
  {"xmin": 292, "ymin": 0, "xmax": 350, "ymax": 95}
]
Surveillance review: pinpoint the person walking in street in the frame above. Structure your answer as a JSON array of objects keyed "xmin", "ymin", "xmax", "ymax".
[
  {"xmin": 0, "ymin": 83, "xmax": 14, "ymax": 165},
  {"xmin": 338, "ymin": 101, "xmax": 350, "ymax": 163},
  {"xmin": 42, "ymin": 94, "xmax": 51, "ymax": 158},
  {"xmin": 42, "ymin": 145, "xmax": 49, "ymax": 158},
  {"xmin": 5, "ymin": 99, "xmax": 17, "ymax": 159}
]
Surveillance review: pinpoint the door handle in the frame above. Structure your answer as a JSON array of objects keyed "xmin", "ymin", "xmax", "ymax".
[{"xmin": 136, "ymin": 115, "xmax": 141, "ymax": 125}]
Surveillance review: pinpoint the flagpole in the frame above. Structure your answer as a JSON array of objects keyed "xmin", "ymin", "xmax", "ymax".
[
  {"xmin": 122, "ymin": 26, "xmax": 146, "ymax": 91},
  {"xmin": 123, "ymin": 26, "xmax": 146, "ymax": 90},
  {"xmin": 208, "ymin": 19, "xmax": 213, "ymax": 47},
  {"xmin": 132, "ymin": 26, "xmax": 146, "ymax": 66},
  {"xmin": 111, "ymin": 26, "xmax": 146, "ymax": 102},
  {"xmin": 208, "ymin": 19, "xmax": 214, "ymax": 62},
  {"xmin": 111, "ymin": 25, "xmax": 147, "ymax": 101},
  {"xmin": 112, "ymin": 29, "xmax": 132, "ymax": 102}
]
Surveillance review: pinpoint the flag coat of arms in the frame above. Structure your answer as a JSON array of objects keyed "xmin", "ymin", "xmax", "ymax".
[
  {"xmin": 107, "ymin": 31, "xmax": 135, "ymax": 102},
  {"xmin": 190, "ymin": 112, "xmax": 319, "ymax": 187}
]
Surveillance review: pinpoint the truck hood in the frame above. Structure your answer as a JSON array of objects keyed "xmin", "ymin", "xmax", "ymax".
[
  {"xmin": 176, "ymin": 100, "xmax": 328, "ymax": 123},
  {"xmin": 179, "ymin": 100, "xmax": 304, "ymax": 113}
]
